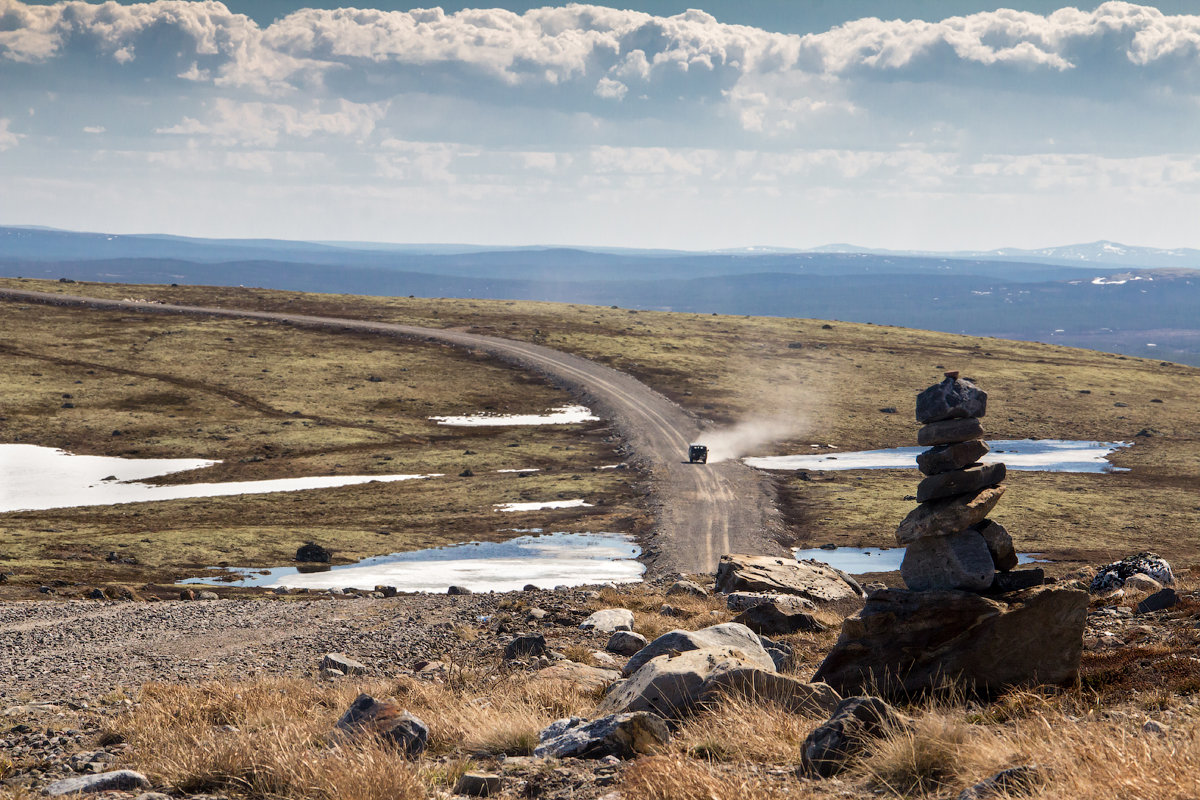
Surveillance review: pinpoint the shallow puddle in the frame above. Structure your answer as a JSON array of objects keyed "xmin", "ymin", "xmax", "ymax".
[
  {"xmin": 794, "ymin": 546, "xmax": 1045, "ymax": 574},
  {"xmin": 746, "ymin": 439, "xmax": 1129, "ymax": 473},
  {"xmin": 185, "ymin": 531, "xmax": 643, "ymax": 592},
  {"xmin": 0, "ymin": 444, "xmax": 440, "ymax": 513},
  {"xmin": 429, "ymin": 405, "xmax": 599, "ymax": 426}
]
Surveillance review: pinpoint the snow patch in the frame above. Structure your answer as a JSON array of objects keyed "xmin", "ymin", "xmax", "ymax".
[
  {"xmin": 494, "ymin": 498, "xmax": 593, "ymax": 512},
  {"xmin": 430, "ymin": 405, "xmax": 598, "ymax": 426},
  {"xmin": 0, "ymin": 444, "xmax": 439, "ymax": 513}
]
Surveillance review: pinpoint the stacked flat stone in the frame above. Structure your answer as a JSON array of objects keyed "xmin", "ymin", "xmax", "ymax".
[{"xmin": 897, "ymin": 372, "xmax": 1017, "ymax": 592}]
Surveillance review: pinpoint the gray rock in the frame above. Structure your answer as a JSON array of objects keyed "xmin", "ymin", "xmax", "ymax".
[
  {"xmin": 801, "ymin": 696, "xmax": 911, "ymax": 778},
  {"xmin": 917, "ymin": 417, "xmax": 984, "ymax": 447},
  {"xmin": 732, "ymin": 600, "xmax": 826, "ymax": 636},
  {"xmin": 725, "ymin": 591, "xmax": 815, "ymax": 613},
  {"xmin": 1136, "ymin": 587, "xmax": 1178, "ymax": 614},
  {"xmin": 580, "ymin": 609, "xmax": 634, "ymax": 633},
  {"xmin": 454, "ymin": 773, "xmax": 502, "ymax": 797},
  {"xmin": 529, "ymin": 662, "xmax": 620, "ymax": 693},
  {"xmin": 895, "ymin": 485, "xmax": 1006, "ymax": 544},
  {"xmin": 621, "ymin": 622, "xmax": 775, "ymax": 678},
  {"xmin": 321, "ymin": 652, "xmax": 367, "ymax": 676},
  {"xmin": 599, "ymin": 646, "xmax": 770, "ymax": 718},
  {"xmin": 505, "ymin": 633, "xmax": 547, "ymax": 660},
  {"xmin": 295, "ymin": 543, "xmax": 331, "ymax": 562},
  {"xmin": 758, "ymin": 634, "xmax": 794, "ymax": 671},
  {"xmin": 1090, "ymin": 552, "xmax": 1175, "ymax": 592},
  {"xmin": 975, "ymin": 519, "xmax": 1017, "ymax": 571},
  {"xmin": 989, "ymin": 569, "xmax": 1044, "ymax": 593},
  {"xmin": 666, "ymin": 580, "xmax": 708, "ymax": 598},
  {"xmin": 916, "ymin": 376, "xmax": 987, "ymax": 423},
  {"xmin": 957, "ymin": 765, "xmax": 1041, "ymax": 799},
  {"xmin": 900, "ymin": 529, "xmax": 995, "ymax": 592},
  {"xmin": 195, "ymin": 590, "xmax": 219, "ymax": 601},
  {"xmin": 335, "ymin": 694, "xmax": 428, "ymax": 756},
  {"xmin": 715, "ymin": 554, "xmax": 864, "ymax": 604},
  {"xmin": 812, "ymin": 586, "xmax": 1088, "ymax": 698},
  {"xmin": 43, "ymin": 771, "xmax": 150, "ymax": 796},
  {"xmin": 917, "ymin": 439, "xmax": 990, "ymax": 476},
  {"xmin": 1124, "ymin": 573, "xmax": 1162, "ymax": 592},
  {"xmin": 534, "ymin": 712, "xmax": 669, "ymax": 759},
  {"xmin": 447, "ymin": 585, "xmax": 472, "ymax": 595},
  {"xmin": 606, "ymin": 630, "xmax": 648, "ymax": 657},
  {"xmin": 916, "ymin": 462, "xmax": 1006, "ymax": 503},
  {"xmin": 700, "ymin": 666, "xmax": 841, "ymax": 716}
]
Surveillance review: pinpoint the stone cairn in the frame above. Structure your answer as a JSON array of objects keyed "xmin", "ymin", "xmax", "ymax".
[
  {"xmin": 895, "ymin": 371, "xmax": 1037, "ymax": 593},
  {"xmin": 812, "ymin": 372, "xmax": 1087, "ymax": 698}
]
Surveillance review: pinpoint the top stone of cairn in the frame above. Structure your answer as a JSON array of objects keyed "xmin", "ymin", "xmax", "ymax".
[{"xmin": 915, "ymin": 371, "xmax": 987, "ymax": 424}]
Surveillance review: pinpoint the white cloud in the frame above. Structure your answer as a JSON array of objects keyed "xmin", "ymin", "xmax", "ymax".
[
  {"xmin": 82, "ymin": 125, "xmax": 105, "ymax": 134},
  {"xmin": 155, "ymin": 98, "xmax": 387, "ymax": 146},
  {"xmin": 594, "ymin": 77, "xmax": 628, "ymax": 100},
  {"xmin": 0, "ymin": 118, "xmax": 21, "ymax": 150}
]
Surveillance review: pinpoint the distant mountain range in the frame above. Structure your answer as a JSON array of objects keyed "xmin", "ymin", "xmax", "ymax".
[{"xmin": 3, "ymin": 225, "xmax": 1198, "ymax": 366}]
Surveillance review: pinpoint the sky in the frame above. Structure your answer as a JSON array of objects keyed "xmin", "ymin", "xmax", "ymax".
[{"xmin": 2, "ymin": 1, "xmax": 1199, "ymax": 250}]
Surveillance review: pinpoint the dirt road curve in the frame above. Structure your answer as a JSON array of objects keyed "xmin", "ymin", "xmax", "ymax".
[{"xmin": 0, "ymin": 288, "xmax": 785, "ymax": 573}]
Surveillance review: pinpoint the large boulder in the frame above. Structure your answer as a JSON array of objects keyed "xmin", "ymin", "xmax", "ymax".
[
  {"xmin": 802, "ymin": 696, "xmax": 912, "ymax": 778},
  {"xmin": 715, "ymin": 554, "xmax": 864, "ymax": 604},
  {"xmin": 621, "ymin": 622, "xmax": 775, "ymax": 677},
  {"xmin": 699, "ymin": 665, "xmax": 841, "ymax": 716},
  {"xmin": 900, "ymin": 529, "xmax": 995, "ymax": 592},
  {"xmin": 916, "ymin": 462, "xmax": 1006, "ymax": 503},
  {"xmin": 917, "ymin": 417, "xmax": 984, "ymax": 447},
  {"xmin": 534, "ymin": 712, "xmax": 669, "ymax": 759},
  {"xmin": 895, "ymin": 485, "xmax": 1006, "ymax": 544},
  {"xmin": 917, "ymin": 439, "xmax": 990, "ymax": 476},
  {"xmin": 529, "ymin": 662, "xmax": 620, "ymax": 693},
  {"xmin": 598, "ymin": 647, "xmax": 767, "ymax": 719},
  {"xmin": 732, "ymin": 599, "xmax": 827, "ymax": 636},
  {"xmin": 1089, "ymin": 552, "xmax": 1174, "ymax": 593},
  {"xmin": 580, "ymin": 608, "xmax": 635, "ymax": 632},
  {"xmin": 725, "ymin": 591, "xmax": 815, "ymax": 613},
  {"xmin": 335, "ymin": 694, "xmax": 428, "ymax": 756},
  {"xmin": 916, "ymin": 376, "xmax": 988, "ymax": 424},
  {"xmin": 812, "ymin": 586, "xmax": 1088, "ymax": 698}
]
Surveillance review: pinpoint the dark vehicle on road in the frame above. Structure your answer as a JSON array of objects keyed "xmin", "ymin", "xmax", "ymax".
[{"xmin": 688, "ymin": 444, "xmax": 708, "ymax": 464}]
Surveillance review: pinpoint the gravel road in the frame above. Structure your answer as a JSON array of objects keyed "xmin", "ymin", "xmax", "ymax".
[
  {"xmin": 0, "ymin": 589, "xmax": 600, "ymax": 704},
  {"xmin": 0, "ymin": 288, "xmax": 786, "ymax": 574}
]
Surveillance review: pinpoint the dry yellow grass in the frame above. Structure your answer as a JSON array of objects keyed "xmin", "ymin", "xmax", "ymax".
[
  {"xmin": 108, "ymin": 674, "xmax": 600, "ymax": 798},
  {"xmin": 93, "ymin": 668, "xmax": 1200, "ymax": 800}
]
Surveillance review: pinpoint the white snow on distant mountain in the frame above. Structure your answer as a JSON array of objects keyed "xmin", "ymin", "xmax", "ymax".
[{"xmin": 804, "ymin": 240, "xmax": 1200, "ymax": 270}]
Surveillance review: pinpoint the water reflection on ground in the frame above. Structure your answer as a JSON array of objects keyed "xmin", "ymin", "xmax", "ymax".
[
  {"xmin": 794, "ymin": 547, "xmax": 1046, "ymax": 574},
  {"xmin": 747, "ymin": 439, "xmax": 1129, "ymax": 473},
  {"xmin": 185, "ymin": 531, "xmax": 643, "ymax": 592}
]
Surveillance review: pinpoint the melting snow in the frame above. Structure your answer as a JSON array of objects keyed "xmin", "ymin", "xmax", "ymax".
[
  {"xmin": 0, "ymin": 444, "xmax": 440, "ymax": 513},
  {"xmin": 430, "ymin": 405, "xmax": 599, "ymax": 426},
  {"xmin": 745, "ymin": 439, "xmax": 1129, "ymax": 474},
  {"xmin": 494, "ymin": 498, "xmax": 593, "ymax": 512},
  {"xmin": 185, "ymin": 531, "xmax": 643, "ymax": 592}
]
